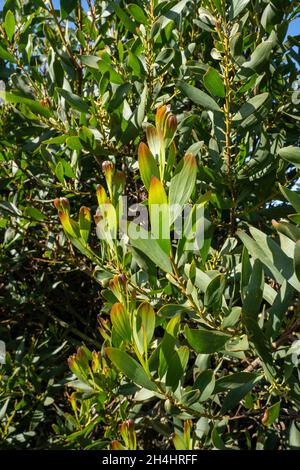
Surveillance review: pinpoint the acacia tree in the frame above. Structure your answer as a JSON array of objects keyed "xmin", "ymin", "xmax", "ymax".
[{"xmin": 1, "ymin": 0, "xmax": 300, "ymax": 450}]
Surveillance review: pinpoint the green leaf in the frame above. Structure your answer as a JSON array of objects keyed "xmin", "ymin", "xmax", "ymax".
[
  {"xmin": 55, "ymin": 161, "xmax": 65, "ymax": 183},
  {"xmin": 294, "ymin": 240, "xmax": 300, "ymax": 283},
  {"xmin": 133, "ymin": 302, "xmax": 156, "ymax": 354},
  {"xmin": 165, "ymin": 346, "xmax": 189, "ymax": 390},
  {"xmin": 242, "ymin": 41, "xmax": 273, "ymax": 73},
  {"xmin": 193, "ymin": 370, "xmax": 215, "ymax": 402},
  {"xmin": 148, "ymin": 176, "xmax": 170, "ymax": 255},
  {"xmin": 110, "ymin": 303, "xmax": 132, "ymax": 342},
  {"xmin": 58, "ymin": 89, "xmax": 89, "ymax": 113},
  {"xmin": 128, "ymin": 50, "xmax": 143, "ymax": 76},
  {"xmin": 211, "ymin": 427, "xmax": 226, "ymax": 450},
  {"xmin": 184, "ymin": 325, "xmax": 231, "ymax": 354},
  {"xmin": 79, "ymin": 55, "xmax": 100, "ymax": 69},
  {"xmin": 232, "ymin": 93, "xmax": 269, "ymax": 122},
  {"xmin": 0, "ymin": 45, "xmax": 16, "ymax": 63},
  {"xmin": 24, "ymin": 207, "xmax": 46, "ymax": 221},
  {"xmin": 242, "ymin": 259, "xmax": 275, "ymax": 380},
  {"xmin": 60, "ymin": 0, "xmax": 77, "ymax": 18},
  {"xmin": 214, "ymin": 372, "xmax": 260, "ymax": 393},
  {"xmin": 289, "ymin": 421, "xmax": 300, "ymax": 449},
  {"xmin": 229, "ymin": 0, "xmax": 251, "ymax": 20},
  {"xmin": 97, "ymin": 60, "xmax": 124, "ymax": 84},
  {"xmin": 204, "ymin": 274, "xmax": 225, "ymax": 311},
  {"xmin": 177, "ymin": 80, "xmax": 221, "ymax": 112},
  {"xmin": 66, "ymin": 136, "xmax": 83, "ymax": 151},
  {"xmin": 238, "ymin": 226, "xmax": 300, "ymax": 291},
  {"xmin": 278, "ymin": 146, "xmax": 300, "ymax": 168},
  {"xmin": 4, "ymin": 10, "xmax": 16, "ymax": 42},
  {"xmin": 105, "ymin": 348, "xmax": 157, "ymax": 391},
  {"xmin": 159, "ymin": 0, "xmax": 190, "ymax": 29},
  {"xmin": 169, "ymin": 154, "xmax": 197, "ymax": 224},
  {"xmin": 243, "ymin": 259, "xmax": 264, "ymax": 320},
  {"xmin": 128, "ymin": 223, "xmax": 173, "ymax": 273},
  {"xmin": 78, "ymin": 206, "xmax": 91, "ymax": 243},
  {"xmin": 158, "ymin": 316, "xmax": 180, "ymax": 378},
  {"xmin": 279, "ymin": 184, "xmax": 300, "ymax": 212},
  {"xmin": 127, "ymin": 4, "xmax": 148, "ymax": 24},
  {"xmin": 203, "ymin": 67, "xmax": 225, "ymax": 98},
  {"xmin": 138, "ymin": 142, "xmax": 159, "ymax": 190},
  {"xmin": 220, "ymin": 375, "xmax": 262, "ymax": 413},
  {"xmin": 266, "ymin": 281, "xmax": 294, "ymax": 340},
  {"xmin": 262, "ymin": 401, "xmax": 281, "ymax": 427},
  {"xmin": 0, "ymin": 91, "xmax": 50, "ymax": 117},
  {"xmin": 109, "ymin": 1, "xmax": 137, "ymax": 33}
]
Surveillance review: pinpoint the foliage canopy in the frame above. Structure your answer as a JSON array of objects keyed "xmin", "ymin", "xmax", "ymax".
[{"xmin": 1, "ymin": 0, "xmax": 300, "ymax": 450}]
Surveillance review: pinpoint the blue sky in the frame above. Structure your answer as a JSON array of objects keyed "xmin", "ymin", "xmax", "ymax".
[{"xmin": 0, "ymin": 0, "xmax": 299, "ymax": 36}]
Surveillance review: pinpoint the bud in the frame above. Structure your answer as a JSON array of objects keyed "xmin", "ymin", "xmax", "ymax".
[
  {"xmin": 102, "ymin": 160, "xmax": 115, "ymax": 198},
  {"xmin": 54, "ymin": 197, "xmax": 70, "ymax": 214},
  {"xmin": 96, "ymin": 184, "xmax": 109, "ymax": 205},
  {"xmin": 111, "ymin": 440, "xmax": 125, "ymax": 450},
  {"xmin": 155, "ymin": 105, "xmax": 169, "ymax": 132},
  {"xmin": 164, "ymin": 114, "xmax": 177, "ymax": 144},
  {"xmin": 119, "ymin": 419, "xmax": 136, "ymax": 450},
  {"xmin": 102, "ymin": 160, "xmax": 115, "ymax": 179},
  {"xmin": 79, "ymin": 206, "xmax": 91, "ymax": 243}
]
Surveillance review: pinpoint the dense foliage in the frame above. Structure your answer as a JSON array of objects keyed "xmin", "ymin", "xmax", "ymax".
[{"xmin": 1, "ymin": 0, "xmax": 300, "ymax": 450}]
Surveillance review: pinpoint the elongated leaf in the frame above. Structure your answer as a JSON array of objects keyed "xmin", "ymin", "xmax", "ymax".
[
  {"xmin": 193, "ymin": 370, "xmax": 215, "ymax": 402},
  {"xmin": 243, "ymin": 259, "xmax": 264, "ymax": 320},
  {"xmin": 110, "ymin": 303, "xmax": 132, "ymax": 342},
  {"xmin": 105, "ymin": 348, "xmax": 157, "ymax": 391},
  {"xmin": 158, "ymin": 316, "xmax": 181, "ymax": 378},
  {"xmin": 242, "ymin": 259, "xmax": 275, "ymax": 380},
  {"xmin": 134, "ymin": 302, "xmax": 156, "ymax": 354},
  {"xmin": 79, "ymin": 55, "xmax": 100, "ymax": 69},
  {"xmin": 233, "ymin": 93, "xmax": 269, "ymax": 122},
  {"xmin": 214, "ymin": 372, "xmax": 260, "ymax": 393},
  {"xmin": 138, "ymin": 143, "xmax": 159, "ymax": 190},
  {"xmin": 229, "ymin": 0, "xmax": 251, "ymax": 19},
  {"xmin": 165, "ymin": 346, "xmax": 189, "ymax": 390},
  {"xmin": 294, "ymin": 240, "xmax": 300, "ymax": 283},
  {"xmin": 160, "ymin": 0, "xmax": 189, "ymax": 29},
  {"xmin": 220, "ymin": 375, "xmax": 262, "ymax": 413},
  {"xmin": 128, "ymin": 4, "xmax": 148, "ymax": 24},
  {"xmin": 169, "ymin": 154, "xmax": 197, "ymax": 224},
  {"xmin": 266, "ymin": 281, "xmax": 294, "ymax": 340},
  {"xmin": 203, "ymin": 67, "xmax": 225, "ymax": 98},
  {"xmin": 0, "ymin": 91, "xmax": 51, "ymax": 117},
  {"xmin": 148, "ymin": 176, "xmax": 170, "ymax": 255},
  {"xmin": 58, "ymin": 89, "xmax": 89, "ymax": 113},
  {"xmin": 242, "ymin": 41, "xmax": 273, "ymax": 72},
  {"xmin": 109, "ymin": 1, "xmax": 137, "ymax": 33},
  {"xmin": 278, "ymin": 146, "xmax": 300, "ymax": 168},
  {"xmin": 279, "ymin": 184, "xmax": 300, "ymax": 212},
  {"xmin": 184, "ymin": 325, "xmax": 231, "ymax": 354},
  {"xmin": 204, "ymin": 274, "xmax": 225, "ymax": 311},
  {"xmin": 262, "ymin": 401, "xmax": 281, "ymax": 427},
  {"xmin": 177, "ymin": 80, "xmax": 221, "ymax": 112},
  {"xmin": 78, "ymin": 206, "xmax": 91, "ymax": 243},
  {"xmin": 0, "ymin": 45, "xmax": 16, "ymax": 62},
  {"xmin": 4, "ymin": 10, "xmax": 15, "ymax": 41},
  {"xmin": 60, "ymin": 0, "xmax": 77, "ymax": 18},
  {"xmin": 237, "ymin": 227, "xmax": 300, "ymax": 291},
  {"xmin": 128, "ymin": 223, "xmax": 172, "ymax": 273}
]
